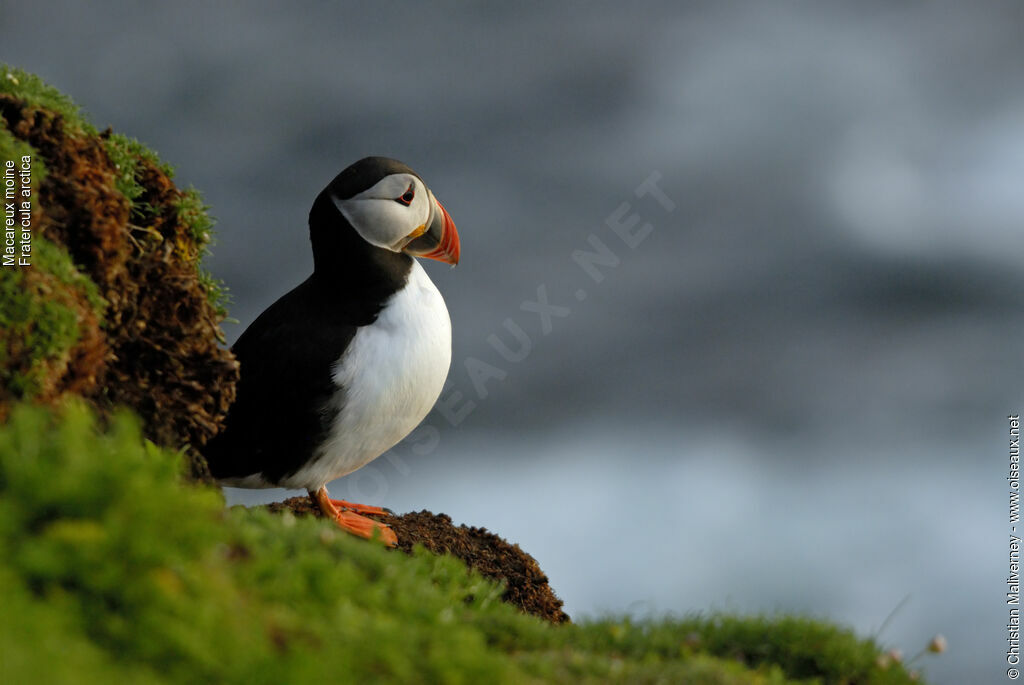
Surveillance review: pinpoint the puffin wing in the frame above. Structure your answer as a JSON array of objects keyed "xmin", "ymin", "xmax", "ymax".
[{"xmin": 204, "ymin": 278, "xmax": 358, "ymax": 485}]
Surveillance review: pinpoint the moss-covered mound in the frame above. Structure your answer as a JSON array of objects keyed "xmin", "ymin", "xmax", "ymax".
[
  {"xmin": 0, "ymin": 403, "xmax": 927, "ymax": 684},
  {"xmin": 0, "ymin": 65, "xmax": 237, "ymax": 480},
  {"xmin": 268, "ymin": 497, "xmax": 570, "ymax": 624}
]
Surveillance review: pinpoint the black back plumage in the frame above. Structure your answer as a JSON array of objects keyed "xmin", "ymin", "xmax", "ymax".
[{"xmin": 203, "ymin": 158, "xmax": 417, "ymax": 483}]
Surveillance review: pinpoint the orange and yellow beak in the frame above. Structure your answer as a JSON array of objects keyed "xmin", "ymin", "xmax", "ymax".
[{"xmin": 403, "ymin": 195, "xmax": 460, "ymax": 265}]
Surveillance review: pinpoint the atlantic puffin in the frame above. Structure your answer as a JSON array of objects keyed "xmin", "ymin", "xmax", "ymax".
[{"xmin": 203, "ymin": 157, "xmax": 459, "ymax": 546}]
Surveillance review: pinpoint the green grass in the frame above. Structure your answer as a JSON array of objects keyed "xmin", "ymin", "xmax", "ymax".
[
  {"xmin": 0, "ymin": 124, "xmax": 46, "ymax": 179},
  {"xmin": 0, "ymin": 65, "xmax": 90, "ymax": 134},
  {"xmin": 175, "ymin": 186, "xmax": 231, "ymax": 319},
  {"xmin": 32, "ymin": 236, "xmax": 107, "ymax": 314},
  {"xmin": 102, "ymin": 132, "xmax": 175, "ymax": 201},
  {"xmin": 0, "ymin": 237, "xmax": 106, "ymax": 399},
  {"xmin": 0, "ymin": 267, "xmax": 79, "ymax": 396},
  {"xmin": 0, "ymin": 403, "xmax": 926, "ymax": 684}
]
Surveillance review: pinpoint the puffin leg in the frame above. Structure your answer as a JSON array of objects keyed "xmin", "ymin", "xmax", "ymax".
[
  {"xmin": 327, "ymin": 498, "xmax": 393, "ymax": 516},
  {"xmin": 310, "ymin": 486, "xmax": 397, "ymax": 547}
]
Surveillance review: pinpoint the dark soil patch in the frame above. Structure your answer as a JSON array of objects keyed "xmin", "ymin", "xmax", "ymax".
[{"xmin": 266, "ymin": 496, "xmax": 570, "ymax": 625}]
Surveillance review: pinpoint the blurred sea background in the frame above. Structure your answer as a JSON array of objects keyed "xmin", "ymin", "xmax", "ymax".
[{"xmin": 4, "ymin": 3, "xmax": 1021, "ymax": 681}]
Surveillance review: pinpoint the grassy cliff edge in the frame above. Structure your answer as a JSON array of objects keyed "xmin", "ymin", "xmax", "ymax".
[{"xmin": 0, "ymin": 403, "xmax": 927, "ymax": 683}]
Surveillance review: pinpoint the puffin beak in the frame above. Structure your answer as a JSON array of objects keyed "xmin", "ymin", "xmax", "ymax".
[{"xmin": 403, "ymin": 194, "xmax": 460, "ymax": 265}]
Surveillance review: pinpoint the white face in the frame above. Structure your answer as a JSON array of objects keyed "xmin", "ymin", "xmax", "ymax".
[{"xmin": 330, "ymin": 173, "xmax": 434, "ymax": 252}]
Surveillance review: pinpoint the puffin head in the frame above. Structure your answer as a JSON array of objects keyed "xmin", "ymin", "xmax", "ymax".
[{"xmin": 321, "ymin": 156, "xmax": 459, "ymax": 266}]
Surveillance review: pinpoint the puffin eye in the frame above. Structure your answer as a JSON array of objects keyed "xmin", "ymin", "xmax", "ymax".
[{"xmin": 396, "ymin": 183, "xmax": 415, "ymax": 206}]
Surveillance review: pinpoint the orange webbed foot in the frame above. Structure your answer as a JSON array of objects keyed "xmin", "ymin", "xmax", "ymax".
[
  {"xmin": 333, "ymin": 509, "xmax": 399, "ymax": 546},
  {"xmin": 310, "ymin": 486, "xmax": 397, "ymax": 547}
]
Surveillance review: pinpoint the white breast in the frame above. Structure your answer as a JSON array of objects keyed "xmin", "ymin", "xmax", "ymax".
[{"xmin": 280, "ymin": 261, "xmax": 451, "ymax": 490}]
